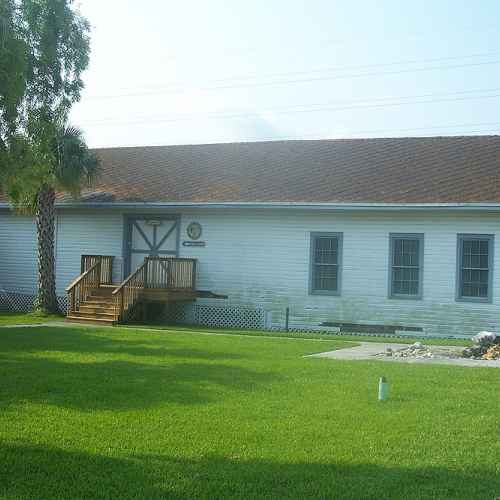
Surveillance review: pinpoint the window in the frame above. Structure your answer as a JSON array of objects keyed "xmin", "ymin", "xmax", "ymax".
[
  {"xmin": 389, "ymin": 234, "xmax": 423, "ymax": 299},
  {"xmin": 457, "ymin": 234, "xmax": 494, "ymax": 302},
  {"xmin": 310, "ymin": 233, "xmax": 342, "ymax": 295}
]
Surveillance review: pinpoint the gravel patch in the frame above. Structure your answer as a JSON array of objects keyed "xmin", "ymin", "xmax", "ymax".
[{"xmin": 309, "ymin": 342, "xmax": 500, "ymax": 368}]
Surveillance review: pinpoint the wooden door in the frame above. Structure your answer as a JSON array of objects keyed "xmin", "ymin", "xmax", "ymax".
[{"xmin": 125, "ymin": 216, "xmax": 179, "ymax": 275}]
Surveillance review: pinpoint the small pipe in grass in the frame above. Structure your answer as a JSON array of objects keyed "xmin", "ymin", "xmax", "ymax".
[{"xmin": 378, "ymin": 376, "xmax": 389, "ymax": 401}]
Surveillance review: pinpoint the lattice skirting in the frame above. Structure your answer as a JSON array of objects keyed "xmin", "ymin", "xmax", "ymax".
[
  {"xmin": 0, "ymin": 293, "xmax": 459, "ymax": 339},
  {"xmin": 163, "ymin": 303, "xmax": 267, "ymax": 330},
  {"xmin": 0, "ymin": 291, "xmax": 35, "ymax": 312},
  {"xmin": 162, "ymin": 304, "xmax": 431, "ymax": 337},
  {"xmin": 0, "ymin": 291, "xmax": 67, "ymax": 313}
]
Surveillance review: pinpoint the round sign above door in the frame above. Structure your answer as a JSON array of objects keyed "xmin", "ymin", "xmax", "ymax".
[{"xmin": 186, "ymin": 222, "xmax": 202, "ymax": 240}]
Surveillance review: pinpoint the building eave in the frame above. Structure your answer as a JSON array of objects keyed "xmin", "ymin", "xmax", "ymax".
[{"xmin": 3, "ymin": 201, "xmax": 500, "ymax": 212}]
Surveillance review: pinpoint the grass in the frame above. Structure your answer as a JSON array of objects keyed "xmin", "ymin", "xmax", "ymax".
[
  {"xmin": 125, "ymin": 322, "xmax": 472, "ymax": 346},
  {"xmin": 0, "ymin": 312, "xmax": 471, "ymax": 344},
  {"xmin": 0, "ymin": 311, "xmax": 62, "ymax": 326},
  {"xmin": 0, "ymin": 325, "xmax": 498, "ymax": 499}
]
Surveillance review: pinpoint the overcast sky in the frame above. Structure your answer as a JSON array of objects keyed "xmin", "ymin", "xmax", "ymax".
[{"xmin": 71, "ymin": 0, "xmax": 500, "ymax": 148}]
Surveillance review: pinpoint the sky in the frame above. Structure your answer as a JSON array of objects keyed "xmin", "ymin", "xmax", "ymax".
[{"xmin": 71, "ymin": 0, "xmax": 500, "ymax": 148}]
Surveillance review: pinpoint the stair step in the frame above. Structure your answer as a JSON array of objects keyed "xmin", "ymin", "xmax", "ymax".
[
  {"xmin": 81, "ymin": 300, "xmax": 115, "ymax": 307},
  {"xmin": 83, "ymin": 304, "xmax": 114, "ymax": 311},
  {"xmin": 69, "ymin": 310, "xmax": 117, "ymax": 320},
  {"xmin": 66, "ymin": 316, "xmax": 115, "ymax": 325},
  {"xmin": 79, "ymin": 304, "xmax": 116, "ymax": 314},
  {"xmin": 85, "ymin": 297, "xmax": 115, "ymax": 304},
  {"xmin": 90, "ymin": 287, "xmax": 116, "ymax": 296}
]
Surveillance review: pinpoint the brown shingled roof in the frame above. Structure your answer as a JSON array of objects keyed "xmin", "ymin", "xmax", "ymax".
[{"xmin": 6, "ymin": 136, "xmax": 500, "ymax": 204}]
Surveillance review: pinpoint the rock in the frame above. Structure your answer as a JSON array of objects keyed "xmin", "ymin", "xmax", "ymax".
[
  {"xmin": 483, "ymin": 344, "xmax": 500, "ymax": 360},
  {"xmin": 466, "ymin": 345, "xmax": 487, "ymax": 359},
  {"xmin": 385, "ymin": 348, "xmax": 393, "ymax": 357},
  {"xmin": 420, "ymin": 351, "xmax": 433, "ymax": 358},
  {"xmin": 461, "ymin": 340, "xmax": 500, "ymax": 360},
  {"xmin": 462, "ymin": 347, "xmax": 473, "ymax": 358},
  {"xmin": 391, "ymin": 343, "xmax": 433, "ymax": 358},
  {"xmin": 472, "ymin": 331, "xmax": 497, "ymax": 346}
]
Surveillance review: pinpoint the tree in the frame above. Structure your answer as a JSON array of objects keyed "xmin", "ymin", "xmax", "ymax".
[{"xmin": 0, "ymin": 0, "xmax": 98, "ymax": 313}]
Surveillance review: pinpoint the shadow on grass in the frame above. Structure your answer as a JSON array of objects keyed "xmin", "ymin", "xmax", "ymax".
[
  {"xmin": 0, "ymin": 356, "xmax": 276, "ymax": 411},
  {"xmin": 1, "ymin": 442, "xmax": 497, "ymax": 500},
  {"xmin": 0, "ymin": 328, "xmax": 277, "ymax": 411},
  {"xmin": 0, "ymin": 326, "xmax": 246, "ymax": 360}
]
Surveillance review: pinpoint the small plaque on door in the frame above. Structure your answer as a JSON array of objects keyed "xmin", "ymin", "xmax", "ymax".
[{"xmin": 182, "ymin": 241, "xmax": 206, "ymax": 247}]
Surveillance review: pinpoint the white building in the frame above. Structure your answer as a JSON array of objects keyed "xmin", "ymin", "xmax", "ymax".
[{"xmin": 1, "ymin": 136, "xmax": 499, "ymax": 337}]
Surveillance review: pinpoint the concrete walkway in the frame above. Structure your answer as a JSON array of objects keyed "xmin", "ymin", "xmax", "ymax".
[
  {"xmin": 309, "ymin": 342, "xmax": 500, "ymax": 368},
  {"xmin": 0, "ymin": 322, "xmax": 61, "ymax": 328}
]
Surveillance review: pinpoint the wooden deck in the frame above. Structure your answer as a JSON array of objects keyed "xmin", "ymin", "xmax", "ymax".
[{"xmin": 66, "ymin": 255, "xmax": 225, "ymax": 324}]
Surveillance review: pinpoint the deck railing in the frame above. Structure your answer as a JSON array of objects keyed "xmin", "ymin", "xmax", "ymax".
[
  {"xmin": 112, "ymin": 260, "xmax": 147, "ymax": 322},
  {"xmin": 81, "ymin": 255, "xmax": 114, "ymax": 284},
  {"xmin": 145, "ymin": 257, "xmax": 197, "ymax": 289},
  {"xmin": 66, "ymin": 260, "xmax": 101, "ymax": 315},
  {"xmin": 113, "ymin": 257, "xmax": 197, "ymax": 322},
  {"xmin": 67, "ymin": 255, "xmax": 197, "ymax": 322}
]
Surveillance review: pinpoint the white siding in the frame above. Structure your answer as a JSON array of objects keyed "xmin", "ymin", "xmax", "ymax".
[
  {"xmin": 178, "ymin": 210, "xmax": 500, "ymax": 336},
  {"xmin": 2, "ymin": 206, "xmax": 500, "ymax": 336},
  {"xmin": 0, "ymin": 209, "xmax": 125, "ymax": 298},
  {"xmin": 55, "ymin": 210, "xmax": 124, "ymax": 294},
  {"xmin": 0, "ymin": 211, "xmax": 37, "ymax": 294}
]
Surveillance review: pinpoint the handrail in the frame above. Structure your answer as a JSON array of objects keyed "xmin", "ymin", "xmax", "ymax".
[
  {"xmin": 81, "ymin": 255, "xmax": 114, "ymax": 284},
  {"xmin": 66, "ymin": 261, "xmax": 100, "ymax": 292},
  {"xmin": 112, "ymin": 260, "xmax": 147, "ymax": 322},
  {"xmin": 66, "ymin": 260, "xmax": 102, "ymax": 316},
  {"xmin": 111, "ymin": 256, "xmax": 197, "ymax": 323},
  {"xmin": 112, "ymin": 260, "xmax": 147, "ymax": 296}
]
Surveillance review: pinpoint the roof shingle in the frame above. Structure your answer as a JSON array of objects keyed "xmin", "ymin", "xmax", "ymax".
[{"xmin": 5, "ymin": 136, "xmax": 500, "ymax": 204}]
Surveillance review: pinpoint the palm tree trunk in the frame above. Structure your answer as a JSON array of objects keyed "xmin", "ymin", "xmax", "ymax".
[{"xmin": 33, "ymin": 185, "xmax": 59, "ymax": 313}]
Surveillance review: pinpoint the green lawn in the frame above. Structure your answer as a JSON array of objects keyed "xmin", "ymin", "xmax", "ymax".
[
  {"xmin": 125, "ymin": 322, "xmax": 472, "ymax": 346},
  {"xmin": 0, "ymin": 325, "xmax": 498, "ymax": 499},
  {"xmin": 0, "ymin": 311, "xmax": 62, "ymax": 325}
]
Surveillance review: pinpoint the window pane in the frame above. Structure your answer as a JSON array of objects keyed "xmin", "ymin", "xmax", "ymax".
[
  {"xmin": 470, "ymin": 254, "xmax": 480, "ymax": 268},
  {"xmin": 479, "ymin": 254, "xmax": 489, "ymax": 268},
  {"xmin": 393, "ymin": 268, "xmax": 403, "ymax": 282},
  {"xmin": 409, "ymin": 281, "xmax": 419, "ymax": 295},
  {"xmin": 479, "ymin": 269, "xmax": 489, "ymax": 284},
  {"xmin": 393, "ymin": 252, "xmax": 402, "ymax": 266},
  {"xmin": 313, "ymin": 264, "xmax": 337, "ymax": 291},
  {"xmin": 460, "ymin": 237, "xmax": 491, "ymax": 299},
  {"xmin": 463, "ymin": 253, "xmax": 472, "ymax": 268},
  {"xmin": 470, "ymin": 269, "xmax": 481, "ymax": 283},
  {"xmin": 314, "ymin": 237, "xmax": 338, "ymax": 265},
  {"xmin": 311, "ymin": 235, "xmax": 341, "ymax": 293},
  {"xmin": 391, "ymin": 236, "xmax": 421, "ymax": 296}
]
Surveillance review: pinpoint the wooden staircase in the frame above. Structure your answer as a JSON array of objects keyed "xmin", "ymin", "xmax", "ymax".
[
  {"xmin": 66, "ymin": 255, "xmax": 199, "ymax": 325},
  {"xmin": 66, "ymin": 285, "xmax": 117, "ymax": 324}
]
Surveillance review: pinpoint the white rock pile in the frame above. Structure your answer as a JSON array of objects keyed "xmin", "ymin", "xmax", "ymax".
[
  {"xmin": 376, "ymin": 334, "xmax": 500, "ymax": 362},
  {"xmin": 385, "ymin": 342, "xmax": 433, "ymax": 359}
]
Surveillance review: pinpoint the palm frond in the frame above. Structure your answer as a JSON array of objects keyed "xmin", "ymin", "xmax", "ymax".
[{"xmin": 52, "ymin": 122, "xmax": 100, "ymax": 197}]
